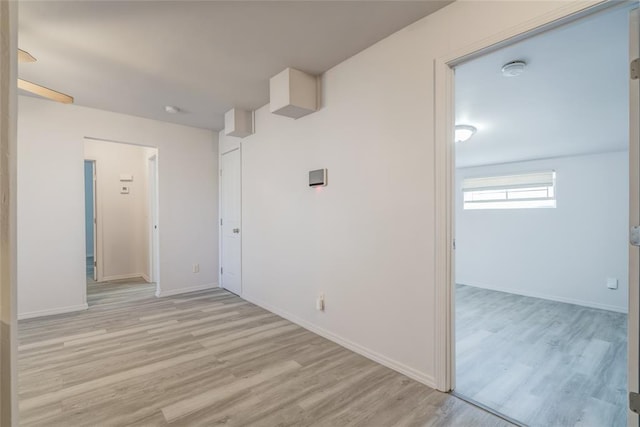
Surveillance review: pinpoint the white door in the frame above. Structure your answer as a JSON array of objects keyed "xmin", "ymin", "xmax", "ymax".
[
  {"xmin": 148, "ymin": 155, "xmax": 160, "ymax": 285},
  {"xmin": 629, "ymin": 7, "xmax": 639, "ymax": 427},
  {"xmin": 221, "ymin": 149, "xmax": 242, "ymax": 295}
]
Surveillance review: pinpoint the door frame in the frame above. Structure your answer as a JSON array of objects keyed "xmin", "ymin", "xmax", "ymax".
[
  {"xmin": 219, "ymin": 146, "xmax": 242, "ymax": 295},
  {"xmin": 92, "ymin": 161, "xmax": 97, "ymax": 282},
  {"xmin": 629, "ymin": 6, "xmax": 639, "ymax": 423},
  {"xmin": 84, "ymin": 158, "xmax": 100, "ymax": 284},
  {"xmin": 148, "ymin": 154, "xmax": 161, "ymax": 296},
  {"xmin": 433, "ymin": 2, "xmax": 637, "ymax": 419},
  {"xmin": 82, "ymin": 137, "xmax": 160, "ymax": 296}
]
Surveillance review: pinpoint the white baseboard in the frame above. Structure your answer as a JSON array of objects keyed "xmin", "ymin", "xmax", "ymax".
[
  {"xmin": 19, "ymin": 303, "xmax": 89, "ymax": 320},
  {"xmin": 240, "ymin": 293, "xmax": 437, "ymax": 389},
  {"xmin": 101, "ymin": 273, "xmax": 146, "ymax": 282},
  {"xmin": 156, "ymin": 283, "xmax": 218, "ymax": 298},
  {"xmin": 141, "ymin": 274, "xmax": 151, "ymax": 283},
  {"xmin": 458, "ymin": 283, "xmax": 628, "ymax": 314}
]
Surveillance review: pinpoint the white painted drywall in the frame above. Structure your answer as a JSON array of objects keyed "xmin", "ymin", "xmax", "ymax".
[
  {"xmin": 219, "ymin": 0, "xmax": 600, "ymax": 386},
  {"xmin": 84, "ymin": 140, "xmax": 151, "ymax": 281},
  {"xmin": 455, "ymin": 151, "xmax": 629, "ymax": 313},
  {"xmin": 83, "ymin": 161, "xmax": 94, "ymax": 258},
  {"xmin": 17, "ymin": 95, "xmax": 218, "ymax": 318}
]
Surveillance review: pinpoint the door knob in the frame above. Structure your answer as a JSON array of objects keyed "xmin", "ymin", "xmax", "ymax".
[{"xmin": 233, "ymin": 228, "xmax": 240, "ymax": 234}]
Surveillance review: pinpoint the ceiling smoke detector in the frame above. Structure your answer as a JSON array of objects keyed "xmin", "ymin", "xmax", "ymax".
[
  {"xmin": 501, "ymin": 60, "xmax": 526, "ymax": 77},
  {"xmin": 164, "ymin": 105, "xmax": 181, "ymax": 114}
]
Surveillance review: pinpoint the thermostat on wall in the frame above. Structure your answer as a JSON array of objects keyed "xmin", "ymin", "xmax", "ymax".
[{"xmin": 309, "ymin": 169, "xmax": 327, "ymax": 187}]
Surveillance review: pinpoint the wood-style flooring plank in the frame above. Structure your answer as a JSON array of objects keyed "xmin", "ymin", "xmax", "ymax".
[
  {"xmin": 19, "ymin": 280, "xmax": 510, "ymax": 426},
  {"xmin": 455, "ymin": 284, "xmax": 627, "ymax": 427}
]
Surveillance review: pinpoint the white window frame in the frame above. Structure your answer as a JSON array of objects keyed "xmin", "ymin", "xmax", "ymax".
[{"xmin": 462, "ymin": 171, "xmax": 556, "ymax": 210}]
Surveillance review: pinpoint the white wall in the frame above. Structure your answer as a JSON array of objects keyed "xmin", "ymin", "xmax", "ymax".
[
  {"xmin": 455, "ymin": 151, "xmax": 629, "ymax": 313},
  {"xmin": 219, "ymin": 0, "xmax": 600, "ymax": 386},
  {"xmin": 18, "ymin": 95, "xmax": 218, "ymax": 319},
  {"xmin": 84, "ymin": 140, "xmax": 151, "ymax": 281}
]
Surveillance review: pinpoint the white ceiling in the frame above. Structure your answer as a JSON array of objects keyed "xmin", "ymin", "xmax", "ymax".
[
  {"xmin": 455, "ymin": 6, "xmax": 629, "ymax": 168},
  {"xmin": 18, "ymin": 1, "xmax": 451, "ymax": 131}
]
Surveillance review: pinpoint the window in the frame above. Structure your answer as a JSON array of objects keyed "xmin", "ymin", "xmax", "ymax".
[{"xmin": 462, "ymin": 171, "xmax": 556, "ymax": 210}]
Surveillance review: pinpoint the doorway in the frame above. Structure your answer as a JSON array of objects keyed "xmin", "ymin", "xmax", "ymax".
[
  {"xmin": 83, "ymin": 138, "xmax": 160, "ymax": 305},
  {"xmin": 220, "ymin": 148, "xmax": 242, "ymax": 296},
  {"xmin": 84, "ymin": 160, "xmax": 97, "ymax": 281},
  {"xmin": 447, "ymin": 4, "xmax": 637, "ymax": 426}
]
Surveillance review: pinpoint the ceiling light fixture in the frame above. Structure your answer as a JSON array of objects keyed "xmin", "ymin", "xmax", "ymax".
[
  {"xmin": 501, "ymin": 60, "xmax": 527, "ymax": 77},
  {"xmin": 455, "ymin": 125, "xmax": 477, "ymax": 143},
  {"xmin": 164, "ymin": 105, "xmax": 181, "ymax": 114}
]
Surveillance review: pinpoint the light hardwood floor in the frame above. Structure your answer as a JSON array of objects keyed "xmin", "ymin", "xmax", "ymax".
[
  {"xmin": 456, "ymin": 284, "xmax": 627, "ymax": 427},
  {"xmin": 19, "ymin": 286, "xmax": 511, "ymax": 426},
  {"xmin": 86, "ymin": 277, "xmax": 156, "ymax": 306}
]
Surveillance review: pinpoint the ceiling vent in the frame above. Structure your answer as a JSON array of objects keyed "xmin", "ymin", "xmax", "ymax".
[{"xmin": 501, "ymin": 60, "xmax": 526, "ymax": 77}]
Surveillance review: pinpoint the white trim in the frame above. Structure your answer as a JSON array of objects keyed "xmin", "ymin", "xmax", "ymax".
[
  {"xmin": 141, "ymin": 274, "xmax": 151, "ymax": 283},
  {"xmin": 147, "ymin": 153, "xmax": 160, "ymax": 295},
  {"xmin": 18, "ymin": 303, "xmax": 88, "ymax": 320},
  {"xmin": 241, "ymin": 293, "xmax": 437, "ymax": 389},
  {"xmin": 84, "ymin": 136, "xmax": 157, "ymax": 150},
  {"xmin": 459, "ymin": 283, "xmax": 628, "ymax": 314},
  {"xmin": 155, "ymin": 283, "xmax": 218, "ymax": 298},
  {"xmin": 100, "ymin": 273, "xmax": 146, "ymax": 282},
  {"xmin": 83, "ymin": 153, "xmax": 105, "ymax": 284},
  {"xmin": 218, "ymin": 144, "xmax": 222, "ymax": 291},
  {"xmin": 434, "ymin": 0, "xmax": 615, "ymax": 393},
  {"xmin": 218, "ymin": 150, "xmax": 222, "ymax": 291},
  {"xmin": 434, "ymin": 57, "xmax": 455, "ymax": 393},
  {"xmin": 628, "ymin": 7, "xmax": 640, "ymax": 427},
  {"xmin": 83, "ymin": 157, "xmax": 98, "ymax": 289},
  {"xmin": 443, "ymin": 1, "xmax": 608, "ymax": 68},
  {"xmin": 220, "ymin": 147, "xmax": 240, "ymax": 156}
]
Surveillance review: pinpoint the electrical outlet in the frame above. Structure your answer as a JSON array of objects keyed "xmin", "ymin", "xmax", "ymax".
[
  {"xmin": 316, "ymin": 294, "xmax": 325, "ymax": 311},
  {"xmin": 193, "ymin": 264, "xmax": 200, "ymax": 273},
  {"xmin": 607, "ymin": 278, "xmax": 618, "ymax": 290}
]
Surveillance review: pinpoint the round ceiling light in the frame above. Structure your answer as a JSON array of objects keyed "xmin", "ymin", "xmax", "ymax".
[
  {"xmin": 455, "ymin": 125, "xmax": 477, "ymax": 143},
  {"xmin": 164, "ymin": 105, "xmax": 181, "ymax": 114},
  {"xmin": 501, "ymin": 60, "xmax": 527, "ymax": 77}
]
